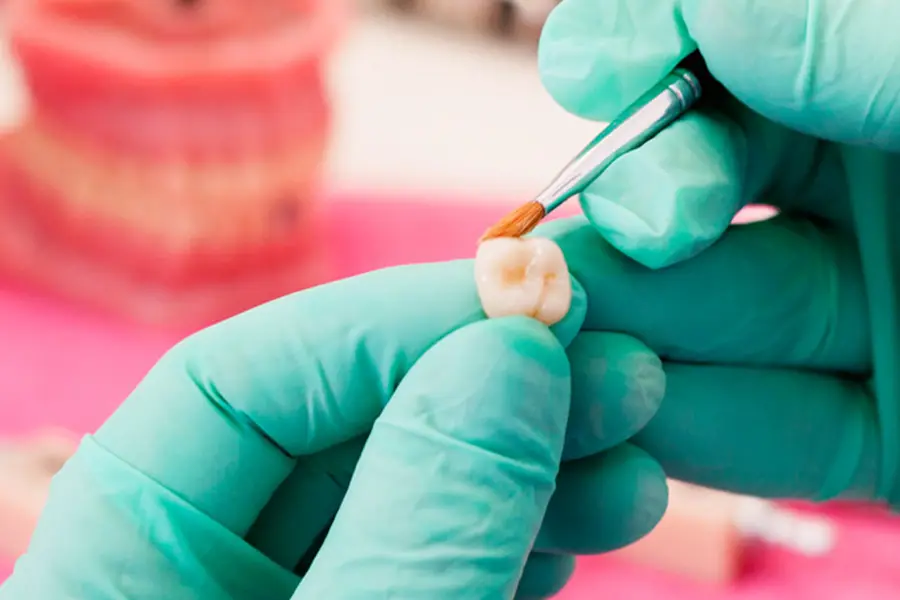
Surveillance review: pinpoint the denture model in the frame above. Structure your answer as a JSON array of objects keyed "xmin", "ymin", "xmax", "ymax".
[
  {"xmin": 0, "ymin": 431, "xmax": 77, "ymax": 560},
  {"xmin": 0, "ymin": 0, "xmax": 345, "ymax": 326},
  {"xmin": 475, "ymin": 236, "xmax": 571, "ymax": 326}
]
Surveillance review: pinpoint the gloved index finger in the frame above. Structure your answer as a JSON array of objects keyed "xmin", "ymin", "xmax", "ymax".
[
  {"xmin": 541, "ymin": 215, "xmax": 871, "ymax": 374},
  {"xmin": 93, "ymin": 260, "xmax": 587, "ymax": 538}
]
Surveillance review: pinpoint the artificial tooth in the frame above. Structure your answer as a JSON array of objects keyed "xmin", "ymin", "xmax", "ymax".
[
  {"xmin": 0, "ymin": 36, "xmax": 31, "ymax": 134},
  {"xmin": 474, "ymin": 236, "xmax": 571, "ymax": 326}
]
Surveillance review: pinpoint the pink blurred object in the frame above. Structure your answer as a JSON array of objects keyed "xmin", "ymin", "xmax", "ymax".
[
  {"xmin": 610, "ymin": 480, "xmax": 838, "ymax": 586},
  {"xmin": 1, "ymin": 195, "xmax": 896, "ymax": 598},
  {"xmin": 0, "ymin": 431, "xmax": 77, "ymax": 560},
  {"xmin": 0, "ymin": 0, "xmax": 347, "ymax": 327},
  {"xmin": 612, "ymin": 480, "xmax": 742, "ymax": 584}
]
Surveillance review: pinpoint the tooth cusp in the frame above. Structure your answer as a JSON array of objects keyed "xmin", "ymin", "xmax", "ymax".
[{"xmin": 474, "ymin": 236, "xmax": 572, "ymax": 326}]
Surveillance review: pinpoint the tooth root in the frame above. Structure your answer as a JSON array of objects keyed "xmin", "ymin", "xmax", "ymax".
[{"xmin": 474, "ymin": 236, "xmax": 572, "ymax": 326}]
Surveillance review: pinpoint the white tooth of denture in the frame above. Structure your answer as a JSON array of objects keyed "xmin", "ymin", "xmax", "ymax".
[
  {"xmin": 475, "ymin": 236, "xmax": 572, "ymax": 326},
  {"xmin": 0, "ymin": 35, "xmax": 30, "ymax": 133}
]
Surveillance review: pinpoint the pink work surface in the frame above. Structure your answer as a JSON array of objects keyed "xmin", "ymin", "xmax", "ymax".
[{"xmin": 0, "ymin": 195, "xmax": 897, "ymax": 597}]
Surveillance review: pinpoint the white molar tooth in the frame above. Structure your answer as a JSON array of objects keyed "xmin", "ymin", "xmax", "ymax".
[{"xmin": 474, "ymin": 236, "xmax": 572, "ymax": 326}]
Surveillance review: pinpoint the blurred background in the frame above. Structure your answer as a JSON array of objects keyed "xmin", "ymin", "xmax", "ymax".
[
  {"xmin": 0, "ymin": 1, "xmax": 897, "ymax": 597},
  {"xmin": 329, "ymin": 4, "xmax": 593, "ymax": 197}
]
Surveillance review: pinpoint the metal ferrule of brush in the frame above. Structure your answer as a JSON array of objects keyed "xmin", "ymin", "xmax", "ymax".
[{"xmin": 535, "ymin": 67, "xmax": 704, "ymax": 214}]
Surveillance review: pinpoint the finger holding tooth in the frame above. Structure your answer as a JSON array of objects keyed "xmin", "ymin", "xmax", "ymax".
[{"xmin": 475, "ymin": 236, "xmax": 572, "ymax": 326}]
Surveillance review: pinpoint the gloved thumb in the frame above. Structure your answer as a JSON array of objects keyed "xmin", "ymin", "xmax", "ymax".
[
  {"xmin": 292, "ymin": 317, "xmax": 572, "ymax": 599},
  {"xmin": 539, "ymin": 0, "xmax": 900, "ymax": 269}
]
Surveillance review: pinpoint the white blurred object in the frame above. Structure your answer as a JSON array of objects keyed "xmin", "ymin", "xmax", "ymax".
[
  {"xmin": 0, "ymin": 432, "xmax": 77, "ymax": 560},
  {"xmin": 614, "ymin": 479, "xmax": 837, "ymax": 585},
  {"xmin": 0, "ymin": 30, "xmax": 30, "ymax": 134},
  {"xmin": 732, "ymin": 493, "xmax": 836, "ymax": 557},
  {"xmin": 327, "ymin": 13, "xmax": 597, "ymax": 198}
]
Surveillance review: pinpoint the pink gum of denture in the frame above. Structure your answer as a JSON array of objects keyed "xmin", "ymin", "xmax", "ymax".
[{"xmin": 0, "ymin": 0, "xmax": 347, "ymax": 325}]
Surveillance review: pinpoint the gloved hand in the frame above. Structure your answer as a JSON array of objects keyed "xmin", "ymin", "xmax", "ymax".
[
  {"xmin": 539, "ymin": 0, "xmax": 900, "ymax": 506},
  {"xmin": 0, "ymin": 257, "xmax": 669, "ymax": 599}
]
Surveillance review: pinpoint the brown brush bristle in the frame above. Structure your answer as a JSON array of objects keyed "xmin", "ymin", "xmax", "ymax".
[{"xmin": 479, "ymin": 201, "xmax": 546, "ymax": 242}]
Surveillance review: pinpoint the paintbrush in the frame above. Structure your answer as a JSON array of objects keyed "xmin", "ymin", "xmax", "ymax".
[{"xmin": 480, "ymin": 51, "xmax": 719, "ymax": 241}]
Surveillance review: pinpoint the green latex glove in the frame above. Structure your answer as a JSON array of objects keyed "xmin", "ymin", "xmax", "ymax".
[
  {"xmin": 0, "ymin": 253, "xmax": 669, "ymax": 599},
  {"xmin": 539, "ymin": 0, "xmax": 900, "ymax": 505}
]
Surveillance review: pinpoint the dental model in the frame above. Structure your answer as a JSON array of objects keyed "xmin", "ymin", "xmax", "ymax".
[
  {"xmin": 474, "ymin": 236, "xmax": 571, "ymax": 326},
  {"xmin": 1, "ymin": 0, "xmax": 342, "ymax": 326}
]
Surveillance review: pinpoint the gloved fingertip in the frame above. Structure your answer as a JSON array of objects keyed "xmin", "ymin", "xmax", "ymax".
[
  {"xmin": 536, "ymin": 444, "xmax": 668, "ymax": 555},
  {"xmin": 537, "ymin": 11, "xmax": 616, "ymax": 121},
  {"xmin": 481, "ymin": 316, "xmax": 570, "ymax": 371},
  {"xmin": 564, "ymin": 332, "xmax": 666, "ymax": 460},
  {"xmin": 579, "ymin": 194, "xmax": 716, "ymax": 269},
  {"xmin": 549, "ymin": 274, "xmax": 587, "ymax": 349},
  {"xmin": 538, "ymin": 0, "xmax": 694, "ymax": 121},
  {"xmin": 515, "ymin": 552, "xmax": 576, "ymax": 600},
  {"xmin": 603, "ymin": 445, "xmax": 670, "ymax": 545},
  {"xmin": 579, "ymin": 112, "xmax": 747, "ymax": 269}
]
